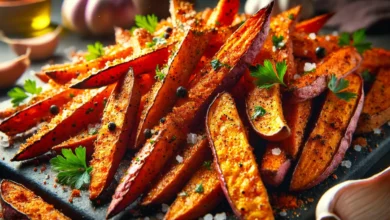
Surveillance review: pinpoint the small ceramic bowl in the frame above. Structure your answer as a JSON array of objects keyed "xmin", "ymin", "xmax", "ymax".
[{"xmin": 316, "ymin": 166, "xmax": 390, "ymax": 220}]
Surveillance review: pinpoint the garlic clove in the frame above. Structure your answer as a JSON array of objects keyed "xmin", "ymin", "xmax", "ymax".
[
  {"xmin": 85, "ymin": 0, "xmax": 115, "ymax": 35},
  {"xmin": 0, "ymin": 26, "xmax": 62, "ymax": 61},
  {"xmin": 61, "ymin": 0, "xmax": 89, "ymax": 34},
  {"xmin": 316, "ymin": 166, "xmax": 390, "ymax": 220},
  {"xmin": 0, "ymin": 48, "xmax": 31, "ymax": 88}
]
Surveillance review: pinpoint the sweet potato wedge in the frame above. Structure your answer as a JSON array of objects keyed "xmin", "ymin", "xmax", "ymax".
[
  {"xmin": 0, "ymin": 180, "xmax": 70, "ymax": 220},
  {"xmin": 70, "ymin": 46, "xmax": 170, "ymax": 89},
  {"xmin": 206, "ymin": 0, "xmax": 240, "ymax": 27},
  {"xmin": 359, "ymin": 48, "xmax": 390, "ymax": 74},
  {"xmin": 357, "ymin": 68, "xmax": 390, "ymax": 133},
  {"xmin": 45, "ymin": 46, "xmax": 134, "ymax": 84},
  {"xmin": 260, "ymin": 100, "xmax": 312, "ymax": 186},
  {"xmin": 246, "ymin": 7, "xmax": 301, "ymax": 141},
  {"xmin": 11, "ymin": 86, "xmax": 113, "ymax": 161},
  {"xmin": 292, "ymin": 32, "xmax": 339, "ymax": 61},
  {"xmin": 290, "ymin": 47, "xmax": 362, "ymax": 102},
  {"xmin": 52, "ymin": 128, "xmax": 96, "ymax": 158},
  {"xmin": 296, "ymin": 13, "xmax": 334, "ymax": 34},
  {"xmin": 142, "ymin": 137, "xmax": 210, "ymax": 205},
  {"xmin": 0, "ymin": 88, "xmax": 82, "ymax": 136},
  {"xmin": 290, "ymin": 74, "xmax": 364, "ymax": 191},
  {"xmin": 107, "ymin": 5, "xmax": 272, "ymax": 218},
  {"xmin": 169, "ymin": 0, "xmax": 196, "ymax": 26},
  {"xmin": 164, "ymin": 164, "xmax": 223, "ymax": 220},
  {"xmin": 89, "ymin": 68, "xmax": 141, "ymax": 200},
  {"xmin": 134, "ymin": 29, "xmax": 209, "ymax": 148},
  {"xmin": 206, "ymin": 92, "xmax": 273, "ymax": 219},
  {"xmin": 260, "ymin": 142, "xmax": 291, "ymax": 187}
]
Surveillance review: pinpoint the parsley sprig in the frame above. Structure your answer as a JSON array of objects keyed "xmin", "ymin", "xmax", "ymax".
[
  {"xmin": 252, "ymin": 106, "xmax": 266, "ymax": 120},
  {"xmin": 211, "ymin": 59, "xmax": 230, "ymax": 70},
  {"xmin": 8, "ymin": 79, "xmax": 42, "ymax": 107},
  {"xmin": 327, "ymin": 74, "xmax": 357, "ymax": 101},
  {"xmin": 250, "ymin": 60, "xmax": 287, "ymax": 89},
  {"xmin": 50, "ymin": 146, "xmax": 92, "ymax": 189},
  {"xmin": 338, "ymin": 29, "xmax": 371, "ymax": 54},
  {"xmin": 155, "ymin": 64, "xmax": 168, "ymax": 81},
  {"xmin": 85, "ymin": 41, "xmax": 105, "ymax": 61},
  {"xmin": 132, "ymin": 14, "xmax": 158, "ymax": 34},
  {"xmin": 146, "ymin": 37, "xmax": 167, "ymax": 48},
  {"xmin": 202, "ymin": 161, "xmax": 212, "ymax": 170}
]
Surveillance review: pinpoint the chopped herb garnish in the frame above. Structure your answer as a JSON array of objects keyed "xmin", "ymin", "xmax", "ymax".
[
  {"xmin": 327, "ymin": 74, "xmax": 357, "ymax": 101},
  {"xmin": 288, "ymin": 14, "xmax": 294, "ymax": 20},
  {"xmin": 362, "ymin": 69, "xmax": 375, "ymax": 83},
  {"xmin": 134, "ymin": 14, "xmax": 158, "ymax": 34},
  {"xmin": 338, "ymin": 29, "xmax": 371, "ymax": 54},
  {"xmin": 50, "ymin": 146, "xmax": 92, "ymax": 189},
  {"xmin": 146, "ymin": 37, "xmax": 167, "ymax": 48},
  {"xmin": 215, "ymin": 21, "xmax": 221, "ymax": 26},
  {"xmin": 135, "ymin": 157, "xmax": 140, "ymax": 162},
  {"xmin": 155, "ymin": 65, "xmax": 167, "ymax": 81},
  {"xmin": 150, "ymin": 140, "xmax": 155, "ymax": 144},
  {"xmin": 194, "ymin": 183, "xmax": 204, "ymax": 193},
  {"xmin": 203, "ymin": 161, "xmax": 212, "ymax": 170},
  {"xmin": 211, "ymin": 59, "xmax": 230, "ymax": 70},
  {"xmin": 252, "ymin": 106, "xmax": 266, "ymax": 120},
  {"xmin": 250, "ymin": 60, "xmax": 287, "ymax": 89},
  {"xmin": 272, "ymin": 35, "xmax": 285, "ymax": 49},
  {"xmin": 8, "ymin": 79, "xmax": 42, "ymax": 107},
  {"xmin": 85, "ymin": 41, "xmax": 104, "ymax": 61},
  {"xmin": 88, "ymin": 128, "xmax": 98, "ymax": 135},
  {"xmin": 69, "ymin": 93, "xmax": 75, "ymax": 98}
]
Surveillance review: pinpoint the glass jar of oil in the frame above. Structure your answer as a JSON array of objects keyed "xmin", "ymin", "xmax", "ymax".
[{"xmin": 0, "ymin": 0, "xmax": 51, "ymax": 36}]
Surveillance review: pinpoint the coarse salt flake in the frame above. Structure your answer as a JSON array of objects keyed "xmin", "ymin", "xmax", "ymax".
[
  {"xmin": 278, "ymin": 41, "xmax": 285, "ymax": 48},
  {"xmin": 373, "ymin": 128, "xmax": 381, "ymax": 135},
  {"xmin": 176, "ymin": 155, "xmax": 183, "ymax": 163},
  {"xmin": 293, "ymin": 74, "xmax": 301, "ymax": 80},
  {"xmin": 304, "ymin": 62, "xmax": 316, "ymax": 72},
  {"xmin": 332, "ymin": 31, "xmax": 339, "ymax": 36},
  {"xmin": 341, "ymin": 160, "xmax": 352, "ymax": 168},
  {"xmin": 354, "ymin": 145, "xmax": 362, "ymax": 152},
  {"xmin": 279, "ymin": 211, "xmax": 287, "ymax": 217},
  {"xmin": 214, "ymin": 212, "xmax": 227, "ymax": 220},
  {"xmin": 272, "ymin": 46, "xmax": 276, "ymax": 52},
  {"xmin": 325, "ymin": 35, "xmax": 331, "ymax": 41},
  {"xmin": 187, "ymin": 133, "xmax": 198, "ymax": 144},
  {"xmin": 156, "ymin": 213, "xmax": 165, "ymax": 220},
  {"xmin": 272, "ymin": 148, "xmax": 281, "ymax": 156},
  {"xmin": 203, "ymin": 214, "xmax": 213, "ymax": 220},
  {"xmin": 308, "ymin": 33, "xmax": 316, "ymax": 40},
  {"xmin": 162, "ymin": 203, "xmax": 169, "ymax": 213}
]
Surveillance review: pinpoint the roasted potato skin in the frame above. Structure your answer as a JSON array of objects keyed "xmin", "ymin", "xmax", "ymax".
[
  {"xmin": 0, "ymin": 180, "xmax": 70, "ymax": 220},
  {"xmin": 165, "ymin": 164, "xmax": 223, "ymax": 220},
  {"xmin": 207, "ymin": 93, "xmax": 274, "ymax": 220},
  {"xmin": 295, "ymin": 13, "xmax": 334, "ymax": 34},
  {"xmin": 357, "ymin": 67, "xmax": 390, "ymax": 133},
  {"xmin": 290, "ymin": 74, "xmax": 364, "ymax": 191}
]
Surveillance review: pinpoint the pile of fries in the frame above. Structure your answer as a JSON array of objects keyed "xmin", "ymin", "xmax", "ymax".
[{"xmin": 1, "ymin": 0, "xmax": 390, "ymax": 219}]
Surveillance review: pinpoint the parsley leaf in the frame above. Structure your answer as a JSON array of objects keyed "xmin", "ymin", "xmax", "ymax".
[
  {"xmin": 8, "ymin": 80, "xmax": 42, "ymax": 106},
  {"xmin": 288, "ymin": 14, "xmax": 294, "ymax": 20},
  {"xmin": 203, "ymin": 161, "xmax": 212, "ymax": 170},
  {"xmin": 194, "ymin": 183, "xmax": 204, "ymax": 193},
  {"xmin": 252, "ymin": 106, "xmax": 266, "ymax": 120},
  {"xmin": 272, "ymin": 35, "xmax": 285, "ymax": 49},
  {"xmin": 362, "ymin": 69, "xmax": 375, "ymax": 83},
  {"xmin": 211, "ymin": 59, "xmax": 230, "ymax": 70},
  {"xmin": 327, "ymin": 74, "xmax": 357, "ymax": 101},
  {"xmin": 146, "ymin": 37, "xmax": 167, "ymax": 48},
  {"xmin": 250, "ymin": 60, "xmax": 287, "ymax": 89},
  {"xmin": 50, "ymin": 146, "xmax": 92, "ymax": 189},
  {"xmin": 134, "ymin": 14, "xmax": 158, "ymax": 33},
  {"xmin": 155, "ymin": 65, "xmax": 167, "ymax": 81},
  {"xmin": 338, "ymin": 29, "xmax": 371, "ymax": 54},
  {"xmin": 85, "ymin": 41, "xmax": 104, "ymax": 61}
]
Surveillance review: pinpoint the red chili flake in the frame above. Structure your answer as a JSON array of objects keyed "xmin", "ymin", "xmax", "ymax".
[
  {"xmin": 40, "ymin": 165, "xmax": 47, "ymax": 172},
  {"xmin": 33, "ymin": 167, "xmax": 38, "ymax": 172},
  {"xmin": 332, "ymin": 174, "xmax": 338, "ymax": 179}
]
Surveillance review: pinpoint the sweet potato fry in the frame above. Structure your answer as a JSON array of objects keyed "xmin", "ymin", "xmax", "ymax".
[
  {"xmin": 89, "ymin": 68, "xmax": 141, "ymax": 200},
  {"xmin": 70, "ymin": 46, "xmax": 170, "ymax": 89},
  {"xmin": 260, "ymin": 100, "xmax": 312, "ymax": 186},
  {"xmin": 52, "ymin": 129, "xmax": 96, "ymax": 158},
  {"xmin": 296, "ymin": 13, "xmax": 334, "ymax": 34},
  {"xmin": 357, "ymin": 68, "xmax": 390, "ymax": 133},
  {"xmin": 138, "ymin": 73, "xmax": 156, "ymax": 96},
  {"xmin": 260, "ymin": 142, "xmax": 291, "ymax": 187},
  {"xmin": 359, "ymin": 48, "xmax": 390, "ymax": 74},
  {"xmin": 11, "ymin": 86, "xmax": 113, "ymax": 161},
  {"xmin": 206, "ymin": 93, "xmax": 273, "ymax": 219},
  {"xmin": 164, "ymin": 164, "xmax": 223, "ymax": 220},
  {"xmin": 134, "ymin": 29, "xmax": 209, "ymax": 148},
  {"xmin": 35, "ymin": 71, "xmax": 51, "ymax": 83},
  {"xmin": 0, "ymin": 180, "xmax": 70, "ymax": 220},
  {"xmin": 206, "ymin": 0, "xmax": 239, "ymax": 27},
  {"xmin": 292, "ymin": 32, "xmax": 339, "ymax": 61},
  {"xmin": 142, "ymin": 137, "xmax": 210, "ymax": 205},
  {"xmin": 291, "ymin": 47, "xmax": 362, "ymax": 102},
  {"xmin": 246, "ymin": 7, "xmax": 301, "ymax": 141},
  {"xmin": 45, "ymin": 46, "xmax": 134, "ymax": 84},
  {"xmin": 107, "ymin": 5, "xmax": 272, "ymax": 218},
  {"xmin": 290, "ymin": 74, "xmax": 364, "ymax": 191},
  {"xmin": 0, "ymin": 88, "xmax": 82, "ymax": 136}
]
